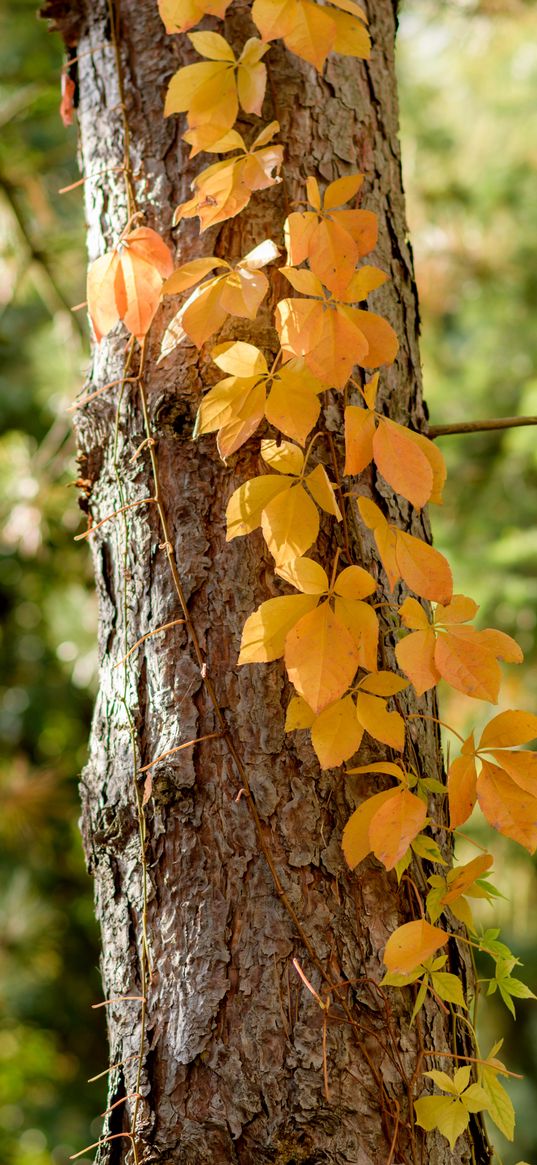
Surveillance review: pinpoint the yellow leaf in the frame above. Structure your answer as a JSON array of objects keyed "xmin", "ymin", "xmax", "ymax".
[
  {"xmin": 369, "ymin": 789, "xmax": 427, "ymax": 870},
  {"xmin": 384, "ymin": 919, "xmax": 448, "ymax": 974},
  {"xmin": 240, "ymin": 238, "xmax": 281, "ymax": 270},
  {"xmin": 158, "ymin": 0, "xmax": 230, "ymax": 34},
  {"xmin": 305, "ymin": 464, "xmax": 342, "ymax": 517},
  {"xmin": 344, "ymin": 405, "xmax": 376, "ymax": 475},
  {"xmin": 261, "ymin": 438, "xmax": 303, "ymax": 475},
  {"xmin": 333, "ymin": 565, "xmax": 376, "ymax": 599},
  {"xmin": 237, "ymin": 38, "xmax": 268, "ymax": 114},
  {"xmin": 395, "ymin": 628, "xmax": 439, "ymax": 696},
  {"xmin": 284, "ymin": 210, "xmax": 318, "ymax": 266},
  {"xmin": 282, "ymin": 0, "xmax": 336, "ymax": 70},
  {"xmin": 323, "ymin": 172, "xmax": 364, "ymax": 210},
  {"xmin": 276, "ymin": 557, "xmax": 328, "ymax": 594},
  {"xmin": 373, "ymin": 418, "xmax": 434, "ymax": 509},
  {"xmin": 342, "ymin": 789, "xmax": 398, "ymax": 869},
  {"xmin": 479, "ymin": 709, "xmax": 537, "ymax": 750},
  {"xmin": 356, "ymin": 691, "xmax": 405, "ymax": 750},
  {"xmin": 165, "ymin": 60, "xmax": 234, "ymax": 116},
  {"xmin": 285, "ymin": 694, "xmax": 316, "ymax": 731},
  {"xmin": 179, "ymin": 277, "xmax": 228, "ymax": 347},
  {"xmin": 238, "ymin": 594, "xmax": 318, "ymax": 664},
  {"xmin": 188, "ymin": 30, "xmax": 235, "ymax": 59},
  {"xmin": 342, "ymin": 266, "xmax": 389, "ymax": 302},
  {"xmin": 398, "ymin": 597, "xmax": 429, "ymax": 631},
  {"xmin": 252, "ymin": 0, "xmax": 303, "ymax": 43},
  {"xmin": 358, "ymin": 671, "xmax": 408, "ymax": 697},
  {"xmin": 334, "ymin": 598, "xmax": 379, "ymax": 672},
  {"xmin": 262, "ymin": 483, "xmax": 320, "ymax": 564},
  {"xmin": 218, "ymin": 267, "xmax": 269, "ymax": 320},
  {"xmin": 480, "ymin": 1069, "xmax": 515, "ymax": 1141},
  {"xmin": 311, "ymin": 696, "xmax": 364, "ymax": 769},
  {"xmin": 226, "ymin": 475, "xmax": 290, "ymax": 538},
  {"xmin": 477, "ymin": 760, "xmax": 537, "ymax": 852},
  {"xmin": 414, "ymin": 1095, "xmax": 469, "ymax": 1150},
  {"xmin": 434, "ymin": 593, "xmax": 478, "ymax": 626},
  {"xmin": 329, "ymin": 7, "xmax": 370, "ymax": 58},
  {"xmin": 448, "ymin": 752, "xmax": 477, "ymax": 828},
  {"xmin": 285, "ymin": 602, "xmax": 360, "ymax": 713},
  {"xmin": 211, "ymin": 340, "xmax": 268, "ymax": 377},
  {"xmin": 163, "ymin": 255, "xmax": 226, "ymax": 295},
  {"xmin": 348, "ymin": 761, "xmax": 406, "ymax": 780},
  {"xmin": 265, "ymin": 359, "xmax": 322, "ymax": 445},
  {"xmin": 196, "ymin": 375, "xmax": 262, "ymax": 437},
  {"xmin": 306, "ymin": 176, "xmax": 322, "ymax": 210},
  {"xmin": 281, "ymin": 266, "xmax": 325, "ymax": 297}
]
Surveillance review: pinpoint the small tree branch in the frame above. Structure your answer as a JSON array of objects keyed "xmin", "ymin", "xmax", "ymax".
[{"xmin": 428, "ymin": 415, "xmax": 537, "ymax": 438}]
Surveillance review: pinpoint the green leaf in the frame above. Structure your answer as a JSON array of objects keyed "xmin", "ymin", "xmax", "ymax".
[
  {"xmin": 412, "ymin": 835, "xmax": 447, "ymax": 864},
  {"xmin": 430, "ymin": 971, "xmax": 467, "ymax": 1008},
  {"xmin": 481, "ymin": 1071, "xmax": 515, "ymax": 1141},
  {"xmin": 410, "ymin": 975, "xmax": 429, "ymax": 1024}
]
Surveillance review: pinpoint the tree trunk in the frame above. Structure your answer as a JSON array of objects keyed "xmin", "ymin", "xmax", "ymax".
[{"xmin": 42, "ymin": 1, "xmax": 490, "ymax": 1162}]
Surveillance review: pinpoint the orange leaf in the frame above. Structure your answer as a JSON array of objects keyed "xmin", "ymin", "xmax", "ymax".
[
  {"xmin": 447, "ymin": 753, "xmax": 477, "ymax": 828},
  {"xmin": 487, "ymin": 749, "xmax": 537, "ymax": 796},
  {"xmin": 87, "ymin": 250, "xmax": 121, "ymax": 342},
  {"xmin": 355, "ymin": 691, "xmax": 405, "ymax": 751},
  {"xmin": 333, "ymin": 565, "xmax": 376, "ymax": 599},
  {"xmin": 175, "ymin": 124, "xmax": 283, "ymax": 229},
  {"xmin": 477, "ymin": 760, "xmax": 537, "ymax": 852},
  {"xmin": 383, "ymin": 919, "xmax": 449, "ymax": 974},
  {"xmin": 344, "ymin": 405, "xmax": 376, "ymax": 475},
  {"xmin": 479, "ymin": 710, "xmax": 537, "ymax": 750},
  {"xmin": 395, "ymin": 628, "xmax": 439, "ymax": 696},
  {"xmin": 434, "ymin": 628, "xmax": 502, "ymax": 703},
  {"xmin": 442, "ymin": 854, "xmax": 494, "ymax": 905},
  {"xmin": 369, "ymin": 789, "xmax": 427, "ymax": 870},
  {"xmin": 434, "ymin": 594, "xmax": 478, "ymax": 626},
  {"xmin": 373, "ymin": 418, "xmax": 434, "ymax": 509},
  {"xmin": 395, "ymin": 531, "xmax": 453, "ymax": 605},
  {"xmin": 285, "ymin": 602, "xmax": 359, "ymax": 713},
  {"xmin": 342, "ymin": 789, "xmax": 398, "ymax": 869},
  {"xmin": 399, "ymin": 597, "xmax": 430, "ymax": 631},
  {"xmin": 347, "ymin": 308, "xmax": 399, "ymax": 369}
]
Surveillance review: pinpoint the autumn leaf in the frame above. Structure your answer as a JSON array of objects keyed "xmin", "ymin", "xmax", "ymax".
[
  {"xmin": 368, "ymin": 789, "xmax": 427, "ymax": 870},
  {"xmin": 160, "ymin": 240, "xmax": 279, "ymax": 353},
  {"xmin": 251, "ymin": 0, "xmax": 370, "ymax": 73},
  {"xmin": 478, "ymin": 1042, "xmax": 515, "ymax": 1141},
  {"xmin": 165, "ymin": 33, "xmax": 269, "ymax": 150},
  {"xmin": 358, "ymin": 497, "xmax": 452, "ymax": 604},
  {"xmin": 226, "ymin": 442, "xmax": 341, "ymax": 564},
  {"xmin": 448, "ymin": 714, "xmax": 537, "ymax": 846},
  {"xmin": 86, "ymin": 226, "xmax": 174, "ymax": 342},
  {"xmin": 383, "ymin": 919, "xmax": 449, "ymax": 974},
  {"xmin": 285, "ymin": 601, "xmax": 360, "ymax": 712},
  {"xmin": 238, "ymin": 594, "xmax": 318, "ymax": 663},
  {"xmin": 276, "ymin": 269, "xmax": 398, "ymax": 388},
  {"xmin": 284, "ymin": 171, "xmax": 377, "ymax": 295},
  {"xmin": 174, "ymin": 122, "xmax": 283, "ymax": 230},
  {"xmin": 396, "ymin": 594, "xmax": 522, "ymax": 700},
  {"xmin": 196, "ymin": 346, "xmax": 324, "ymax": 458},
  {"xmin": 158, "ymin": 0, "xmax": 230, "ymax": 33}
]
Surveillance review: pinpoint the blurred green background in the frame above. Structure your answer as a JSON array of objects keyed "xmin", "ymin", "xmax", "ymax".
[{"xmin": 1, "ymin": 0, "xmax": 536, "ymax": 1162}]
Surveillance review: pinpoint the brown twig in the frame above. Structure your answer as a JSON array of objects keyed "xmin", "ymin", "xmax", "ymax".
[{"xmin": 428, "ymin": 415, "xmax": 537, "ymax": 438}]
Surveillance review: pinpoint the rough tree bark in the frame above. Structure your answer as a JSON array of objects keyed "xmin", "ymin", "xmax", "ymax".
[{"xmin": 41, "ymin": 1, "xmax": 490, "ymax": 1162}]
